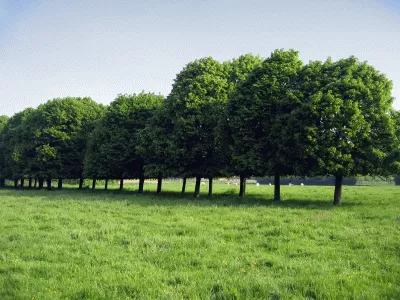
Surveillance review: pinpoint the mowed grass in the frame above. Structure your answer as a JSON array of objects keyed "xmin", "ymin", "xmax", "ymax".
[{"xmin": 0, "ymin": 183, "xmax": 399, "ymax": 299}]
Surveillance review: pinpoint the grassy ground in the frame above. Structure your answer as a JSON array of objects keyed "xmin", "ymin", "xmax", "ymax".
[{"xmin": 0, "ymin": 183, "xmax": 399, "ymax": 299}]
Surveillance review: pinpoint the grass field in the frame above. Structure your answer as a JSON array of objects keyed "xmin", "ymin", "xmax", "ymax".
[{"xmin": 0, "ymin": 182, "xmax": 399, "ymax": 299}]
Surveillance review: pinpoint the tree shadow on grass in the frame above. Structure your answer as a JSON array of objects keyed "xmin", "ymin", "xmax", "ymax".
[
  {"xmin": 0, "ymin": 186, "xmax": 362, "ymax": 210},
  {"xmin": 209, "ymin": 193, "xmax": 361, "ymax": 209}
]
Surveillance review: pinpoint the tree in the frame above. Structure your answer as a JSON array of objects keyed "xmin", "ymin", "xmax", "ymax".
[
  {"xmin": 0, "ymin": 109, "xmax": 36, "ymax": 188},
  {"xmin": 20, "ymin": 98, "xmax": 105, "ymax": 189},
  {"xmin": 0, "ymin": 115, "xmax": 9, "ymax": 187},
  {"xmin": 84, "ymin": 93, "xmax": 164, "ymax": 192},
  {"xmin": 218, "ymin": 54, "xmax": 264, "ymax": 197},
  {"xmin": 298, "ymin": 57, "xmax": 397, "ymax": 204},
  {"xmin": 136, "ymin": 105, "xmax": 180, "ymax": 193},
  {"xmin": 56, "ymin": 98, "xmax": 105, "ymax": 186},
  {"xmin": 227, "ymin": 49, "xmax": 304, "ymax": 200},
  {"xmin": 389, "ymin": 110, "xmax": 400, "ymax": 184},
  {"xmin": 0, "ymin": 116, "xmax": 8, "ymax": 131},
  {"xmin": 83, "ymin": 119, "xmax": 112, "ymax": 188},
  {"xmin": 165, "ymin": 57, "xmax": 231, "ymax": 197}
]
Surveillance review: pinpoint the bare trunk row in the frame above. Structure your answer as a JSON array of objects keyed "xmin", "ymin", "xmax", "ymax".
[{"xmin": 1, "ymin": 175, "xmax": 345, "ymax": 205}]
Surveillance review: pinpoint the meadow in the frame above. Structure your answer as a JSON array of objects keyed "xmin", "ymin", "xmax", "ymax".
[{"xmin": 0, "ymin": 182, "xmax": 399, "ymax": 299}]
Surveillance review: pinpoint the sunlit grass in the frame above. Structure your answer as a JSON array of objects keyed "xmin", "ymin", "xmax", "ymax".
[{"xmin": 0, "ymin": 184, "xmax": 399, "ymax": 299}]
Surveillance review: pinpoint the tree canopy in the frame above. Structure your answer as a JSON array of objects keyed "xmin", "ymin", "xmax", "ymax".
[
  {"xmin": 0, "ymin": 115, "xmax": 9, "ymax": 185},
  {"xmin": 164, "ymin": 57, "xmax": 231, "ymax": 196},
  {"xmin": 0, "ymin": 50, "xmax": 398, "ymax": 204},
  {"xmin": 227, "ymin": 49, "xmax": 305, "ymax": 200},
  {"xmin": 1, "ymin": 109, "xmax": 35, "ymax": 182},
  {"xmin": 84, "ymin": 92, "xmax": 164, "ymax": 191},
  {"xmin": 297, "ymin": 57, "xmax": 397, "ymax": 204}
]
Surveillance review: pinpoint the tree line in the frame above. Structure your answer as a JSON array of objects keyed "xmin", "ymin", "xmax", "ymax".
[{"xmin": 1, "ymin": 50, "xmax": 399, "ymax": 205}]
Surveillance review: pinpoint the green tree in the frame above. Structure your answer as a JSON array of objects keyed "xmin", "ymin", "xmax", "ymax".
[
  {"xmin": 136, "ymin": 105, "xmax": 179, "ymax": 193},
  {"xmin": 56, "ymin": 98, "xmax": 105, "ymax": 188},
  {"xmin": 0, "ymin": 116, "xmax": 8, "ymax": 131},
  {"xmin": 298, "ymin": 57, "xmax": 397, "ymax": 204},
  {"xmin": 228, "ymin": 49, "xmax": 304, "ymax": 200},
  {"xmin": 15, "ymin": 98, "xmax": 105, "ymax": 189},
  {"xmin": 389, "ymin": 110, "xmax": 400, "ymax": 185},
  {"xmin": 84, "ymin": 93, "xmax": 164, "ymax": 192},
  {"xmin": 165, "ymin": 57, "xmax": 231, "ymax": 197},
  {"xmin": 2, "ymin": 109, "xmax": 37, "ymax": 188},
  {"xmin": 83, "ymin": 118, "xmax": 112, "ymax": 189},
  {"xmin": 0, "ymin": 115, "xmax": 9, "ymax": 187},
  {"xmin": 218, "ymin": 54, "xmax": 264, "ymax": 197}
]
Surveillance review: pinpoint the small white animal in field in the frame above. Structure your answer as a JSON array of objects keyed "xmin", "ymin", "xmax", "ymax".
[
  {"xmin": 301, "ymin": 183, "xmax": 304, "ymax": 186},
  {"xmin": 269, "ymin": 183, "xmax": 271, "ymax": 186},
  {"xmin": 256, "ymin": 183, "xmax": 260, "ymax": 186},
  {"xmin": 289, "ymin": 183, "xmax": 292, "ymax": 186},
  {"xmin": 201, "ymin": 182, "xmax": 205, "ymax": 185}
]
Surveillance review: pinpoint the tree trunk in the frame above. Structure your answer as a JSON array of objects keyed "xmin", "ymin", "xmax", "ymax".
[
  {"xmin": 239, "ymin": 174, "xmax": 246, "ymax": 198},
  {"xmin": 181, "ymin": 177, "xmax": 187, "ymax": 194},
  {"xmin": 156, "ymin": 177, "xmax": 162, "ymax": 194},
  {"xmin": 120, "ymin": 178, "xmax": 124, "ymax": 190},
  {"xmin": 194, "ymin": 176, "xmax": 201, "ymax": 198},
  {"xmin": 92, "ymin": 178, "xmax": 96, "ymax": 190},
  {"xmin": 79, "ymin": 177, "xmax": 84, "ymax": 189},
  {"xmin": 38, "ymin": 178, "xmax": 44, "ymax": 190},
  {"xmin": 34, "ymin": 178, "xmax": 38, "ymax": 189},
  {"xmin": 274, "ymin": 175, "xmax": 281, "ymax": 201},
  {"xmin": 138, "ymin": 176, "xmax": 145, "ymax": 193},
  {"xmin": 334, "ymin": 175, "xmax": 343, "ymax": 206},
  {"xmin": 28, "ymin": 178, "xmax": 33, "ymax": 189},
  {"xmin": 20, "ymin": 178, "xmax": 25, "ymax": 189},
  {"xmin": 14, "ymin": 178, "xmax": 18, "ymax": 189},
  {"xmin": 46, "ymin": 177, "xmax": 52, "ymax": 190},
  {"xmin": 58, "ymin": 178, "xmax": 63, "ymax": 190},
  {"xmin": 105, "ymin": 179, "xmax": 109, "ymax": 190},
  {"xmin": 208, "ymin": 177, "xmax": 213, "ymax": 196}
]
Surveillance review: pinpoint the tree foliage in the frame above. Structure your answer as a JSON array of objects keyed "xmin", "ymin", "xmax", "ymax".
[
  {"xmin": 228, "ymin": 50, "xmax": 304, "ymax": 200},
  {"xmin": 297, "ymin": 57, "xmax": 397, "ymax": 204},
  {"xmin": 84, "ymin": 93, "xmax": 164, "ymax": 183},
  {"xmin": 136, "ymin": 105, "xmax": 178, "ymax": 179},
  {"xmin": 26, "ymin": 98, "xmax": 105, "ymax": 181},
  {"xmin": 0, "ymin": 50, "xmax": 398, "ymax": 204},
  {"xmin": 0, "ymin": 109, "xmax": 35, "ymax": 180},
  {"xmin": 0, "ymin": 115, "xmax": 9, "ymax": 183},
  {"xmin": 389, "ymin": 109, "xmax": 400, "ymax": 176},
  {"xmin": 164, "ymin": 57, "xmax": 231, "ymax": 196},
  {"xmin": 218, "ymin": 54, "xmax": 264, "ymax": 175}
]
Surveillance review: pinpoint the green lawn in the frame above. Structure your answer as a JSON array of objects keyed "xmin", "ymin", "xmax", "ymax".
[{"xmin": 0, "ymin": 183, "xmax": 399, "ymax": 299}]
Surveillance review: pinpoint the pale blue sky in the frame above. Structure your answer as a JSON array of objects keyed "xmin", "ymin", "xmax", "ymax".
[{"xmin": 0, "ymin": 0, "xmax": 399, "ymax": 116}]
